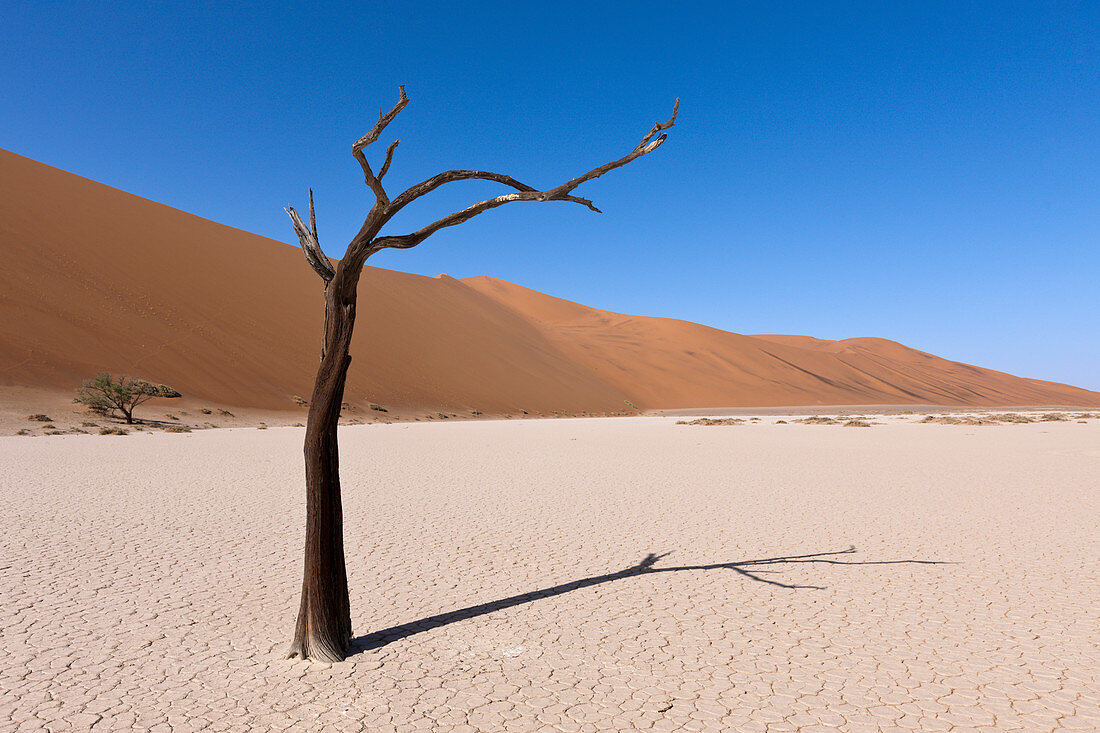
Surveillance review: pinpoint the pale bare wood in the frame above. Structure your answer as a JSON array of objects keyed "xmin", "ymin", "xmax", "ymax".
[{"xmin": 285, "ymin": 188, "xmax": 334, "ymax": 283}]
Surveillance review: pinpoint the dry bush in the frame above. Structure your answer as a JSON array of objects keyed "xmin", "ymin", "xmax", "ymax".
[
  {"xmin": 794, "ymin": 416, "xmax": 840, "ymax": 425},
  {"xmin": 676, "ymin": 418, "xmax": 745, "ymax": 426}
]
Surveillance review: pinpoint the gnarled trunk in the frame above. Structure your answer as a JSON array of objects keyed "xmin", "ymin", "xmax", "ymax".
[
  {"xmin": 287, "ymin": 279, "xmax": 357, "ymax": 661},
  {"xmin": 283, "ymin": 87, "xmax": 676, "ymax": 661}
]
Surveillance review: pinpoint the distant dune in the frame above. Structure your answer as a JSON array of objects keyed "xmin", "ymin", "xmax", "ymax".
[{"xmin": 2, "ymin": 147, "xmax": 1097, "ymax": 417}]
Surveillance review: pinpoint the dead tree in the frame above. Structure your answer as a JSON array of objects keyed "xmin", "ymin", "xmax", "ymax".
[{"xmin": 285, "ymin": 87, "xmax": 677, "ymax": 661}]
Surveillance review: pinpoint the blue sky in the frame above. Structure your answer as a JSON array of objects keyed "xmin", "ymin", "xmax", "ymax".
[{"xmin": 3, "ymin": 2, "xmax": 1098, "ymax": 390}]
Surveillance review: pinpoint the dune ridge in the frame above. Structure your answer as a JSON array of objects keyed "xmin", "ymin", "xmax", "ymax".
[{"xmin": 2, "ymin": 147, "xmax": 1097, "ymax": 416}]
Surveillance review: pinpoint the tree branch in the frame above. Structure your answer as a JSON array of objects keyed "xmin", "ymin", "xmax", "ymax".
[
  {"xmin": 375, "ymin": 192, "xmax": 539, "ymax": 249},
  {"xmin": 308, "ymin": 187, "xmax": 317, "ymax": 240},
  {"xmin": 286, "ymin": 189, "xmax": 335, "ymax": 283},
  {"xmin": 388, "ymin": 170, "xmax": 600, "ymax": 220},
  {"xmin": 542, "ymin": 98, "xmax": 679, "ymax": 199},
  {"xmin": 374, "ymin": 98, "xmax": 678, "ymax": 252},
  {"xmin": 378, "ymin": 140, "xmax": 399, "ymax": 180},
  {"xmin": 352, "ymin": 85, "xmax": 409, "ymax": 203}
]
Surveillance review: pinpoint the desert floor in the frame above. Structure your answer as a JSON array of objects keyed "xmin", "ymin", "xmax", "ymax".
[{"xmin": 2, "ymin": 415, "xmax": 1097, "ymax": 732}]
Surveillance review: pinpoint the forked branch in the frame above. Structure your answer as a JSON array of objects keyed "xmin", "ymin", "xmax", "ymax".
[
  {"xmin": 373, "ymin": 98, "xmax": 679, "ymax": 251},
  {"xmin": 289, "ymin": 89, "xmax": 677, "ymax": 281},
  {"xmin": 286, "ymin": 188, "xmax": 335, "ymax": 283},
  {"xmin": 352, "ymin": 86, "xmax": 409, "ymax": 203}
]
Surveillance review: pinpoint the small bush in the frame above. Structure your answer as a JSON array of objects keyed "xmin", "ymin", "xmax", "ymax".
[
  {"xmin": 257, "ymin": 423, "xmax": 268, "ymax": 430},
  {"xmin": 164, "ymin": 425, "xmax": 191, "ymax": 433},
  {"xmin": 292, "ymin": 396, "xmax": 308, "ymax": 406},
  {"xmin": 200, "ymin": 408, "xmax": 213, "ymax": 414},
  {"xmin": 99, "ymin": 427, "xmax": 129, "ymax": 435},
  {"xmin": 81, "ymin": 421, "xmax": 99, "ymax": 427},
  {"xmin": 28, "ymin": 414, "xmax": 52, "ymax": 422},
  {"xmin": 369, "ymin": 403, "xmax": 388, "ymax": 412},
  {"xmin": 844, "ymin": 419, "xmax": 872, "ymax": 427},
  {"xmin": 218, "ymin": 409, "xmax": 234, "ymax": 417},
  {"xmin": 677, "ymin": 418, "xmax": 744, "ymax": 426},
  {"xmin": 15, "ymin": 429, "xmax": 32, "ymax": 436},
  {"xmin": 795, "ymin": 416, "xmax": 840, "ymax": 425}
]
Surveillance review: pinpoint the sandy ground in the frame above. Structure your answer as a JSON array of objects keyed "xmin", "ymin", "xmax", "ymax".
[{"xmin": 1, "ymin": 415, "xmax": 1097, "ymax": 732}]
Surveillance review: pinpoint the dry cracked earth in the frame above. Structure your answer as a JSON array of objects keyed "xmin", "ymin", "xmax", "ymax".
[{"xmin": 1, "ymin": 416, "xmax": 1097, "ymax": 731}]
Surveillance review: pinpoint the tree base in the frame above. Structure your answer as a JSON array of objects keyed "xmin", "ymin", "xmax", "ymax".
[{"xmin": 285, "ymin": 627, "xmax": 349, "ymax": 662}]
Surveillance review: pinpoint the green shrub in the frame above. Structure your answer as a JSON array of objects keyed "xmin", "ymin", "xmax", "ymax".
[{"xmin": 75, "ymin": 374, "xmax": 180, "ymax": 424}]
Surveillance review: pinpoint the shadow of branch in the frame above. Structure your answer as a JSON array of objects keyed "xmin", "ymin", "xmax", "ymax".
[{"xmin": 350, "ymin": 546, "xmax": 950, "ymax": 655}]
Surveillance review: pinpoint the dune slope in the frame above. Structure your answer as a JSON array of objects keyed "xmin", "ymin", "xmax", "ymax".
[{"xmin": 2, "ymin": 148, "xmax": 1097, "ymax": 413}]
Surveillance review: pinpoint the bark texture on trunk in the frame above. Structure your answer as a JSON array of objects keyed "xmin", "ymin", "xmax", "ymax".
[{"xmin": 286, "ymin": 276, "xmax": 358, "ymax": 662}]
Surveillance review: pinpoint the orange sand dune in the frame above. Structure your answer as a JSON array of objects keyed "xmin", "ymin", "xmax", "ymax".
[
  {"xmin": 2, "ymin": 148, "xmax": 1097, "ymax": 415},
  {"xmin": 463, "ymin": 277, "xmax": 1100, "ymax": 407}
]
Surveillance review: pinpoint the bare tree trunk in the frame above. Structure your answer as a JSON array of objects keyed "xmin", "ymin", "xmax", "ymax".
[
  {"xmin": 284, "ymin": 88, "xmax": 676, "ymax": 661},
  {"xmin": 287, "ymin": 276, "xmax": 357, "ymax": 661}
]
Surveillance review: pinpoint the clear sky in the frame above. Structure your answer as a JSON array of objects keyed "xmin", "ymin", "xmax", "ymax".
[{"xmin": 3, "ymin": 2, "xmax": 1098, "ymax": 390}]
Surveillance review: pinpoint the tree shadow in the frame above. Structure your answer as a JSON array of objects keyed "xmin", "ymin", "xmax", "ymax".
[{"xmin": 349, "ymin": 546, "xmax": 948, "ymax": 655}]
